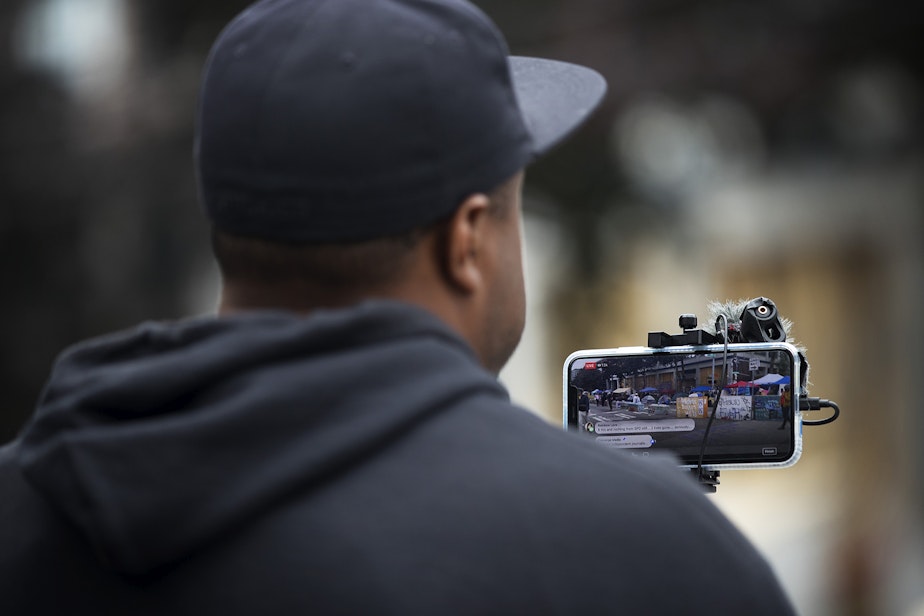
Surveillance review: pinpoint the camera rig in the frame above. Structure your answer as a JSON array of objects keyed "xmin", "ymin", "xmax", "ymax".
[
  {"xmin": 648, "ymin": 297, "xmax": 788, "ymax": 348},
  {"xmin": 647, "ymin": 297, "xmax": 840, "ymax": 492}
]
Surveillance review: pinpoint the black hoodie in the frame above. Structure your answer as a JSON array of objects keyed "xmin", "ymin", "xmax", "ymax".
[{"xmin": 0, "ymin": 301, "xmax": 795, "ymax": 614}]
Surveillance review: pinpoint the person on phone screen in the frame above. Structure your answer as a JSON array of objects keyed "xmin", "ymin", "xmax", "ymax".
[
  {"xmin": 579, "ymin": 390, "xmax": 591, "ymax": 420},
  {"xmin": 0, "ymin": 0, "xmax": 795, "ymax": 613},
  {"xmin": 779, "ymin": 385, "xmax": 793, "ymax": 429}
]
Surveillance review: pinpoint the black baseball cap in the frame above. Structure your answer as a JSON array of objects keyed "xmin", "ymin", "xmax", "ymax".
[{"xmin": 195, "ymin": 0, "xmax": 606, "ymax": 243}]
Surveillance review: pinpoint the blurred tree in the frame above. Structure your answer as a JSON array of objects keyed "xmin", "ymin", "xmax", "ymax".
[{"xmin": 0, "ymin": 0, "xmax": 249, "ymax": 439}]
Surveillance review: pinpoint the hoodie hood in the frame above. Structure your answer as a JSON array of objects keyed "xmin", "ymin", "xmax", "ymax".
[{"xmin": 17, "ymin": 301, "xmax": 507, "ymax": 577}]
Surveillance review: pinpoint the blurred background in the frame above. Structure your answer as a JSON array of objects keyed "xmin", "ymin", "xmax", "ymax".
[{"xmin": 2, "ymin": 0, "xmax": 922, "ymax": 613}]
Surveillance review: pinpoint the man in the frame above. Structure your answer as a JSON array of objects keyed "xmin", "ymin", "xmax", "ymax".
[
  {"xmin": 779, "ymin": 385, "xmax": 793, "ymax": 429},
  {"xmin": 0, "ymin": 0, "xmax": 795, "ymax": 613},
  {"xmin": 578, "ymin": 390, "xmax": 591, "ymax": 425}
]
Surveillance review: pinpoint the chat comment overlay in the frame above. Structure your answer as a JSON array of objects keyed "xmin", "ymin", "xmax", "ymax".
[{"xmin": 591, "ymin": 418, "xmax": 695, "ymax": 435}]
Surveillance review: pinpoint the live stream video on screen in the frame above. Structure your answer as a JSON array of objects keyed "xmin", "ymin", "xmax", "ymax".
[{"xmin": 565, "ymin": 346, "xmax": 799, "ymax": 467}]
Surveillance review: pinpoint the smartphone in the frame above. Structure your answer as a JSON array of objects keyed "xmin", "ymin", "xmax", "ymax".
[{"xmin": 563, "ymin": 342, "xmax": 803, "ymax": 470}]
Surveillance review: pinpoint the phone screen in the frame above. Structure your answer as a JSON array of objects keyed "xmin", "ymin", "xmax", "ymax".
[{"xmin": 564, "ymin": 344, "xmax": 801, "ymax": 468}]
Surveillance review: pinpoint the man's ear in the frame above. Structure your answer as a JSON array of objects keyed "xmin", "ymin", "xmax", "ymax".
[{"xmin": 440, "ymin": 193, "xmax": 491, "ymax": 294}]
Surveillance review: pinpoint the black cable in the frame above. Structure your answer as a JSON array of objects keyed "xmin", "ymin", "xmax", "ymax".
[
  {"xmin": 696, "ymin": 353, "xmax": 727, "ymax": 482},
  {"xmin": 801, "ymin": 397, "xmax": 840, "ymax": 426}
]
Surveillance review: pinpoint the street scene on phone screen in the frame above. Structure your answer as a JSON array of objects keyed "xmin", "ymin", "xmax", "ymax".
[{"xmin": 569, "ymin": 349, "xmax": 795, "ymax": 464}]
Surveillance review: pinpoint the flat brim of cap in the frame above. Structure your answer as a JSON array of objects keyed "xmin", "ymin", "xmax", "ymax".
[{"xmin": 509, "ymin": 56, "xmax": 607, "ymax": 158}]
